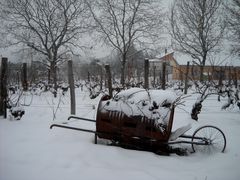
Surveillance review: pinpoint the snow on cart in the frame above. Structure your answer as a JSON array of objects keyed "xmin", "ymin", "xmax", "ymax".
[{"xmin": 50, "ymin": 88, "xmax": 226, "ymax": 155}]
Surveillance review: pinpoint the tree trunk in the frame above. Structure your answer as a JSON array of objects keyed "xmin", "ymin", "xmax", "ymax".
[
  {"xmin": 120, "ymin": 54, "xmax": 127, "ymax": 86},
  {"xmin": 48, "ymin": 69, "xmax": 51, "ymax": 85},
  {"xmin": 200, "ymin": 55, "xmax": 207, "ymax": 82},
  {"xmin": 199, "ymin": 65, "xmax": 204, "ymax": 82}
]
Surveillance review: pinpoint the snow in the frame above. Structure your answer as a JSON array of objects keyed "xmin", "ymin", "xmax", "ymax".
[
  {"xmin": 169, "ymin": 123, "xmax": 192, "ymax": 141},
  {"xmin": 10, "ymin": 106, "xmax": 25, "ymax": 113},
  {"xmin": 102, "ymin": 88, "xmax": 178, "ymax": 130},
  {"xmin": 0, "ymin": 88, "xmax": 240, "ymax": 180}
]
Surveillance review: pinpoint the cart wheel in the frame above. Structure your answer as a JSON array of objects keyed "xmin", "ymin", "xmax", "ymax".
[{"xmin": 191, "ymin": 125, "xmax": 226, "ymax": 153}]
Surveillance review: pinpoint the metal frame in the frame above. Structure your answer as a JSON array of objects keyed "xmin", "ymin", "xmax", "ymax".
[{"xmin": 50, "ymin": 117, "xmax": 225, "ymax": 148}]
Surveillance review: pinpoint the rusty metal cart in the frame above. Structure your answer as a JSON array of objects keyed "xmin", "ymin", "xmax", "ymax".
[{"xmin": 50, "ymin": 90, "xmax": 226, "ymax": 154}]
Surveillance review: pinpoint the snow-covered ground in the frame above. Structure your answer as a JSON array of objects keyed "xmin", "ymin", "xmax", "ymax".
[{"xmin": 0, "ymin": 88, "xmax": 240, "ymax": 180}]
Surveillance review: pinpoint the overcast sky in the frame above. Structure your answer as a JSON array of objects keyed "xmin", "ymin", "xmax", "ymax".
[{"xmin": 0, "ymin": 0, "xmax": 171, "ymax": 63}]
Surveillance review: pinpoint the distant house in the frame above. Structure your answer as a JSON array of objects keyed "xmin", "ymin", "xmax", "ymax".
[{"xmin": 149, "ymin": 51, "xmax": 240, "ymax": 82}]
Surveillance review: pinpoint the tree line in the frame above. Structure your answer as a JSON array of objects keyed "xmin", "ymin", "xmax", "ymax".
[{"xmin": 0, "ymin": 0, "xmax": 239, "ymax": 90}]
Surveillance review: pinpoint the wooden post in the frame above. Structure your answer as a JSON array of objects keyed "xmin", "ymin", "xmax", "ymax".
[
  {"xmin": 68, "ymin": 60, "xmax": 76, "ymax": 115},
  {"xmin": 48, "ymin": 69, "xmax": 51, "ymax": 85},
  {"xmin": 17, "ymin": 71, "xmax": 20, "ymax": 87},
  {"xmin": 144, "ymin": 58, "xmax": 149, "ymax": 89},
  {"xmin": 0, "ymin": 57, "xmax": 8, "ymax": 118},
  {"xmin": 184, "ymin": 61, "xmax": 190, "ymax": 94},
  {"xmin": 100, "ymin": 67, "xmax": 103, "ymax": 91},
  {"xmin": 191, "ymin": 65, "xmax": 194, "ymax": 79},
  {"xmin": 105, "ymin": 64, "xmax": 112, "ymax": 98},
  {"xmin": 218, "ymin": 67, "xmax": 223, "ymax": 87},
  {"xmin": 161, "ymin": 62, "xmax": 166, "ymax": 90},
  {"xmin": 22, "ymin": 63, "xmax": 28, "ymax": 91},
  {"xmin": 159, "ymin": 71, "xmax": 162, "ymax": 83},
  {"xmin": 153, "ymin": 65, "xmax": 156, "ymax": 88},
  {"xmin": 234, "ymin": 67, "xmax": 238, "ymax": 88},
  {"xmin": 180, "ymin": 68, "xmax": 183, "ymax": 82},
  {"xmin": 87, "ymin": 71, "xmax": 90, "ymax": 82},
  {"xmin": 228, "ymin": 66, "xmax": 232, "ymax": 86},
  {"xmin": 166, "ymin": 68, "xmax": 168, "ymax": 83}
]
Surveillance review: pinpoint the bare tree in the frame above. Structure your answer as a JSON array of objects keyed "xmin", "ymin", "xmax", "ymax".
[
  {"xmin": 0, "ymin": 0, "xmax": 90, "ymax": 97},
  {"xmin": 170, "ymin": 0, "xmax": 225, "ymax": 81},
  {"xmin": 225, "ymin": 0, "xmax": 240, "ymax": 56},
  {"xmin": 86, "ymin": 0, "xmax": 164, "ymax": 86}
]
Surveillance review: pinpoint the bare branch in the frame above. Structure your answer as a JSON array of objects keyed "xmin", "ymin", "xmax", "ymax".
[
  {"xmin": 224, "ymin": 0, "xmax": 240, "ymax": 55},
  {"xmin": 86, "ymin": 0, "xmax": 165, "ymax": 85},
  {"xmin": 170, "ymin": 0, "xmax": 225, "ymax": 81}
]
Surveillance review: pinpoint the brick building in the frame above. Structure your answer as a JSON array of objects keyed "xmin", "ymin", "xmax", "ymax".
[{"xmin": 149, "ymin": 51, "xmax": 240, "ymax": 82}]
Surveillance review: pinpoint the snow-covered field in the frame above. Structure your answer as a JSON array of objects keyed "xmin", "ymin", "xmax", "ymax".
[{"xmin": 1, "ymin": 88, "xmax": 240, "ymax": 180}]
